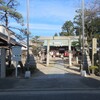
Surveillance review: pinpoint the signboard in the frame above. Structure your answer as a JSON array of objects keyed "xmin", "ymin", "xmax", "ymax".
[
  {"xmin": 44, "ymin": 40, "xmax": 69, "ymax": 46},
  {"xmin": 92, "ymin": 38, "xmax": 97, "ymax": 66},
  {"xmin": 53, "ymin": 42, "xmax": 61, "ymax": 46},
  {"xmin": 12, "ymin": 46, "xmax": 22, "ymax": 61},
  {"xmin": 92, "ymin": 38, "xmax": 97, "ymax": 54}
]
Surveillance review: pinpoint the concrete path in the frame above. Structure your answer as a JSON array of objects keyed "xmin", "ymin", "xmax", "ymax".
[
  {"xmin": 32, "ymin": 57, "xmax": 81, "ymax": 78},
  {"xmin": 0, "ymin": 57, "xmax": 100, "ymax": 91}
]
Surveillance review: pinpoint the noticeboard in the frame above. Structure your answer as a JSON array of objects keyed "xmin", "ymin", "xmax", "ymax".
[
  {"xmin": 12, "ymin": 46, "xmax": 22, "ymax": 61},
  {"xmin": 92, "ymin": 38, "xmax": 97, "ymax": 54}
]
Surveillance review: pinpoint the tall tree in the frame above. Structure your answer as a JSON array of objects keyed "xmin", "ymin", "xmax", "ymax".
[
  {"xmin": 31, "ymin": 36, "xmax": 43, "ymax": 56},
  {"xmin": 74, "ymin": 9, "xmax": 82, "ymax": 36},
  {"xmin": 31, "ymin": 36, "xmax": 40, "ymax": 43},
  {"xmin": 0, "ymin": 0, "xmax": 23, "ymax": 27},
  {"xmin": 74, "ymin": 0, "xmax": 100, "ymax": 45},
  {"xmin": 59, "ymin": 20, "xmax": 74, "ymax": 36},
  {"xmin": 0, "ymin": 0, "xmax": 25, "ymax": 42},
  {"xmin": 0, "ymin": 0, "xmax": 25, "ymax": 38},
  {"xmin": 85, "ymin": 9, "xmax": 100, "ymax": 42},
  {"xmin": 0, "ymin": 0, "xmax": 24, "ymax": 67},
  {"xmin": 54, "ymin": 33, "xmax": 58, "ymax": 36}
]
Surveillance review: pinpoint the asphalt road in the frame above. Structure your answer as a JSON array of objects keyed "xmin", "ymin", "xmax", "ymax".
[
  {"xmin": 0, "ymin": 59, "xmax": 100, "ymax": 90},
  {"xmin": 0, "ymin": 58, "xmax": 100, "ymax": 100},
  {"xmin": 0, "ymin": 90, "xmax": 100, "ymax": 100}
]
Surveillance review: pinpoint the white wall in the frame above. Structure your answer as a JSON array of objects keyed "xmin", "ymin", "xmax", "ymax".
[{"xmin": 0, "ymin": 25, "xmax": 16, "ymax": 39}]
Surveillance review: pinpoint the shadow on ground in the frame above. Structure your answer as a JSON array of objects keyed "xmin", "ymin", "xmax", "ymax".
[
  {"xmin": 0, "ymin": 68, "xmax": 100, "ymax": 90},
  {"xmin": 0, "ymin": 78, "xmax": 19, "ymax": 89},
  {"xmin": 80, "ymin": 77, "xmax": 100, "ymax": 88},
  {"xmin": 0, "ymin": 57, "xmax": 100, "ymax": 90}
]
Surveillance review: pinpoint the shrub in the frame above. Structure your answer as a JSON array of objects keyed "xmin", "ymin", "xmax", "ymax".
[
  {"xmin": 6, "ymin": 64, "xmax": 15, "ymax": 76},
  {"xmin": 23, "ymin": 65, "xmax": 37, "ymax": 74},
  {"xmin": 89, "ymin": 66, "xmax": 98, "ymax": 70},
  {"xmin": 89, "ymin": 66, "xmax": 98, "ymax": 74}
]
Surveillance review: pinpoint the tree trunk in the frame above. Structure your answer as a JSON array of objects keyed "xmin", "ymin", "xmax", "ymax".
[{"xmin": 5, "ymin": 13, "xmax": 11, "ymax": 68}]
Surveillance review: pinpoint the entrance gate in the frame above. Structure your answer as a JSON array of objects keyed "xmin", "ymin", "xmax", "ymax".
[{"xmin": 39, "ymin": 36, "xmax": 79, "ymax": 67}]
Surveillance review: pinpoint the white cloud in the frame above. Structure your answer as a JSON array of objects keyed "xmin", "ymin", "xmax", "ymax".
[
  {"xmin": 9, "ymin": 22, "xmax": 62, "ymax": 31},
  {"xmin": 29, "ymin": 23, "xmax": 62, "ymax": 31}
]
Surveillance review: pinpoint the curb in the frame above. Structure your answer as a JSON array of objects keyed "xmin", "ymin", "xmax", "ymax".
[{"xmin": 0, "ymin": 88, "xmax": 100, "ymax": 92}]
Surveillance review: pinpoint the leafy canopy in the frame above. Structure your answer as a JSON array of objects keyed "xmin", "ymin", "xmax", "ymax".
[
  {"xmin": 59, "ymin": 20, "xmax": 74, "ymax": 36},
  {"xmin": 0, "ymin": 0, "xmax": 24, "ymax": 27}
]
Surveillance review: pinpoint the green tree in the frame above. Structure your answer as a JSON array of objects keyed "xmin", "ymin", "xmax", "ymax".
[
  {"xmin": 59, "ymin": 32, "xmax": 68, "ymax": 36},
  {"xmin": 74, "ymin": 9, "xmax": 83, "ymax": 49},
  {"xmin": 0, "ymin": 0, "xmax": 24, "ymax": 67},
  {"xmin": 0, "ymin": 0, "xmax": 25, "ymax": 42},
  {"xmin": 31, "ymin": 36, "xmax": 43, "ymax": 56},
  {"xmin": 74, "ymin": 0, "xmax": 100, "ymax": 45},
  {"xmin": 59, "ymin": 20, "xmax": 74, "ymax": 36},
  {"xmin": 0, "ymin": 0, "xmax": 23, "ymax": 27},
  {"xmin": 0, "ymin": 0, "xmax": 25, "ymax": 39},
  {"xmin": 54, "ymin": 33, "xmax": 58, "ymax": 36},
  {"xmin": 84, "ymin": 7, "xmax": 99, "ymax": 41},
  {"xmin": 74, "ymin": 0, "xmax": 100, "ymax": 74},
  {"xmin": 74, "ymin": 9, "xmax": 82, "ymax": 36},
  {"xmin": 31, "ymin": 36, "xmax": 40, "ymax": 43}
]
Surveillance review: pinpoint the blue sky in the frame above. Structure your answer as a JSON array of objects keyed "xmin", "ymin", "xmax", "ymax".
[{"xmin": 10, "ymin": 0, "xmax": 83, "ymax": 37}]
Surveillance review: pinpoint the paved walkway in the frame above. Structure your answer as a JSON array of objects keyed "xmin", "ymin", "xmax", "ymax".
[
  {"xmin": 32, "ymin": 58, "xmax": 80, "ymax": 79},
  {"xmin": 0, "ymin": 57, "xmax": 100, "ymax": 91}
]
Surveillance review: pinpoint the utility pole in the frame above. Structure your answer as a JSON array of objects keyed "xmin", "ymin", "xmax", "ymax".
[
  {"xmin": 26, "ymin": 0, "xmax": 30, "ymax": 69},
  {"xmin": 25, "ymin": 0, "xmax": 31, "ymax": 78},
  {"xmin": 81, "ymin": 0, "xmax": 85, "ymax": 71}
]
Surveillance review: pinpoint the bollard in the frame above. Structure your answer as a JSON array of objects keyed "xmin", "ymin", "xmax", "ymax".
[
  {"xmin": 25, "ymin": 71, "xmax": 31, "ymax": 78},
  {"xmin": 81, "ymin": 70, "xmax": 87, "ymax": 77}
]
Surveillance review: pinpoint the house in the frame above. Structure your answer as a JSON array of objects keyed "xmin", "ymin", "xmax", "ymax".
[{"xmin": 0, "ymin": 25, "xmax": 26, "ymax": 78}]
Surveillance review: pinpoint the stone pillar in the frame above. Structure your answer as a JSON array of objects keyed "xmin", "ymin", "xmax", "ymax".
[
  {"xmin": 46, "ymin": 40, "xmax": 50, "ymax": 66},
  {"xmin": 0, "ymin": 48, "xmax": 6, "ymax": 78},
  {"xmin": 68, "ymin": 39, "xmax": 72, "ymax": 67},
  {"xmin": 76, "ymin": 56, "xmax": 78, "ymax": 64},
  {"xmin": 92, "ymin": 38, "xmax": 97, "ymax": 66}
]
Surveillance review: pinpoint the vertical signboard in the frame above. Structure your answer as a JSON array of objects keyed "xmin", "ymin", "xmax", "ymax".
[
  {"xmin": 92, "ymin": 38, "xmax": 97, "ymax": 66},
  {"xmin": 12, "ymin": 46, "xmax": 22, "ymax": 77},
  {"xmin": 12, "ymin": 46, "xmax": 22, "ymax": 61}
]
